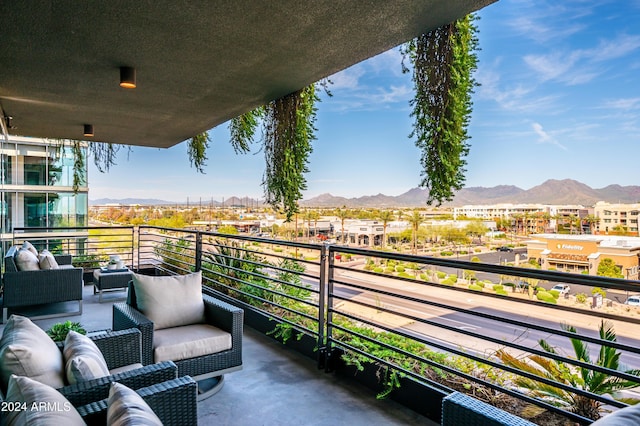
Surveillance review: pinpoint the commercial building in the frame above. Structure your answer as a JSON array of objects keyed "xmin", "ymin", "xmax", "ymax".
[
  {"xmin": 526, "ymin": 234, "xmax": 640, "ymax": 279},
  {"xmin": 1, "ymin": 135, "xmax": 88, "ymax": 251},
  {"xmin": 593, "ymin": 201, "xmax": 640, "ymax": 235}
]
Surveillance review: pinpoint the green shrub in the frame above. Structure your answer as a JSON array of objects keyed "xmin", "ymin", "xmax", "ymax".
[
  {"xmin": 592, "ymin": 287, "xmax": 607, "ymax": 298},
  {"xmin": 495, "ymin": 289, "xmax": 509, "ymax": 296},
  {"xmin": 440, "ymin": 251, "xmax": 454, "ymax": 256},
  {"xmin": 576, "ymin": 293, "xmax": 588, "ymax": 304},
  {"xmin": 407, "ymin": 262, "xmax": 419, "ymax": 270},
  {"xmin": 398, "ymin": 272, "xmax": 413, "ymax": 279},
  {"xmin": 46, "ymin": 321, "xmax": 86, "ymax": 342},
  {"xmin": 468, "ymin": 284, "xmax": 483, "ymax": 291},
  {"xmin": 536, "ymin": 291, "xmax": 557, "ymax": 304},
  {"xmin": 436, "ymin": 271, "xmax": 447, "ymax": 279},
  {"xmin": 475, "ymin": 281, "xmax": 485, "ymax": 288},
  {"xmin": 364, "ymin": 264, "xmax": 374, "ymax": 271},
  {"xmin": 395, "ymin": 266, "xmax": 405, "ymax": 273},
  {"xmin": 419, "ymin": 273, "xmax": 428, "ymax": 280},
  {"xmin": 549, "ymin": 290, "xmax": 560, "ymax": 299},
  {"xmin": 502, "ymin": 282, "xmax": 515, "ymax": 287},
  {"xmin": 441, "ymin": 278, "xmax": 456, "ymax": 285},
  {"xmin": 474, "ymin": 248, "xmax": 482, "ymax": 253},
  {"xmin": 493, "ymin": 284, "xmax": 503, "ymax": 292},
  {"xmin": 373, "ymin": 267, "xmax": 383, "ymax": 273},
  {"xmin": 384, "ymin": 267, "xmax": 394, "ymax": 273}
]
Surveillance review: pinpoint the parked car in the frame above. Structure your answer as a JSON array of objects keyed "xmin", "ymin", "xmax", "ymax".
[
  {"xmin": 497, "ymin": 246, "xmax": 513, "ymax": 252},
  {"xmin": 550, "ymin": 284, "xmax": 571, "ymax": 295},
  {"xmin": 625, "ymin": 295, "xmax": 640, "ymax": 306}
]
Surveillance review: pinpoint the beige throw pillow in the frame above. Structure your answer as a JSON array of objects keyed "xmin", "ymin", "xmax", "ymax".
[
  {"xmin": 0, "ymin": 315, "xmax": 65, "ymax": 394},
  {"xmin": 14, "ymin": 247, "xmax": 40, "ymax": 271},
  {"xmin": 132, "ymin": 271, "xmax": 205, "ymax": 330},
  {"xmin": 107, "ymin": 382, "xmax": 162, "ymax": 426},
  {"xmin": 22, "ymin": 241, "xmax": 39, "ymax": 257},
  {"xmin": 38, "ymin": 249, "xmax": 60, "ymax": 270},
  {"xmin": 64, "ymin": 330, "xmax": 110, "ymax": 384},
  {"xmin": 4, "ymin": 375, "xmax": 85, "ymax": 426}
]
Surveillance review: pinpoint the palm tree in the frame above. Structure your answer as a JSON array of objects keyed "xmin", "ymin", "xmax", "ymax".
[
  {"xmin": 405, "ymin": 210, "xmax": 424, "ymax": 255},
  {"xmin": 583, "ymin": 214, "xmax": 600, "ymax": 235},
  {"xmin": 378, "ymin": 210, "xmax": 395, "ymax": 248},
  {"xmin": 336, "ymin": 207, "xmax": 350, "ymax": 244},
  {"xmin": 496, "ymin": 320, "xmax": 640, "ymax": 420}
]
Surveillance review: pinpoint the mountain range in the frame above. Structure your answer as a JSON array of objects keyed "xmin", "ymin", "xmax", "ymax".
[{"xmin": 90, "ymin": 179, "xmax": 640, "ymax": 208}]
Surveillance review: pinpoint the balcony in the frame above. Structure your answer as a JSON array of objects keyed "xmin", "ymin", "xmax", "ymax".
[{"xmin": 3, "ymin": 225, "xmax": 640, "ymax": 425}]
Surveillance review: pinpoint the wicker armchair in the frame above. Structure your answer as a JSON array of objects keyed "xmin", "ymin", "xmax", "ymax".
[
  {"xmin": 2, "ymin": 245, "xmax": 83, "ymax": 323},
  {"xmin": 76, "ymin": 376, "xmax": 198, "ymax": 425},
  {"xmin": 55, "ymin": 328, "xmax": 179, "ymax": 407},
  {"xmin": 113, "ymin": 281, "xmax": 243, "ymax": 400},
  {"xmin": 442, "ymin": 392, "xmax": 536, "ymax": 426}
]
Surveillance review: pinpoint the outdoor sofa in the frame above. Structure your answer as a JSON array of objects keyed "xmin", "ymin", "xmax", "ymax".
[{"xmin": 2, "ymin": 244, "xmax": 83, "ymax": 323}]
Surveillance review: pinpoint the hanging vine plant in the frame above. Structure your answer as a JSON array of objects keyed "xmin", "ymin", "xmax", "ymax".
[
  {"xmin": 188, "ymin": 132, "xmax": 211, "ymax": 173},
  {"xmin": 402, "ymin": 14, "xmax": 479, "ymax": 205},
  {"xmin": 71, "ymin": 140, "xmax": 86, "ymax": 192},
  {"xmin": 88, "ymin": 142, "xmax": 128, "ymax": 173},
  {"xmin": 223, "ymin": 83, "xmax": 323, "ymax": 221}
]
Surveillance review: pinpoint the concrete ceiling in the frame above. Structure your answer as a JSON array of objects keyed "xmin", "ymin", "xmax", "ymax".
[{"xmin": 0, "ymin": 0, "xmax": 495, "ymax": 148}]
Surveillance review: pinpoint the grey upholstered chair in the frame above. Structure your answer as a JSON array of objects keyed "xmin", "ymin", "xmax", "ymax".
[{"xmin": 112, "ymin": 272, "xmax": 243, "ymax": 400}]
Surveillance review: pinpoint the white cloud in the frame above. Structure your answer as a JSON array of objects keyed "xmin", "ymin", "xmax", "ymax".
[
  {"xmin": 523, "ymin": 34, "xmax": 640, "ymax": 86},
  {"xmin": 330, "ymin": 66, "xmax": 366, "ymax": 90},
  {"xmin": 531, "ymin": 122, "xmax": 568, "ymax": 151},
  {"xmin": 604, "ymin": 97, "xmax": 640, "ymax": 110}
]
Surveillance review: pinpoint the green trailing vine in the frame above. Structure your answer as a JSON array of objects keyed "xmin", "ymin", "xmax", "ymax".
[
  {"xmin": 88, "ymin": 142, "xmax": 126, "ymax": 173},
  {"xmin": 402, "ymin": 14, "xmax": 479, "ymax": 205},
  {"xmin": 188, "ymin": 132, "xmax": 210, "ymax": 173},
  {"xmin": 71, "ymin": 140, "xmax": 86, "ymax": 192},
  {"xmin": 263, "ymin": 85, "xmax": 317, "ymax": 221},
  {"xmin": 226, "ymin": 84, "xmax": 323, "ymax": 221},
  {"xmin": 229, "ymin": 108, "xmax": 263, "ymax": 154}
]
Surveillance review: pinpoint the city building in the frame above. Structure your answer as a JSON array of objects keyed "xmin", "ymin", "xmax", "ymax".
[
  {"xmin": 1, "ymin": 135, "xmax": 88, "ymax": 251},
  {"xmin": 593, "ymin": 201, "xmax": 640, "ymax": 235},
  {"xmin": 526, "ymin": 234, "xmax": 640, "ymax": 279},
  {"xmin": 453, "ymin": 203, "xmax": 593, "ymax": 234}
]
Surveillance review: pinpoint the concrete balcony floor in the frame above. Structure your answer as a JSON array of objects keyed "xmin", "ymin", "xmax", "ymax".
[{"xmin": 1, "ymin": 285, "xmax": 436, "ymax": 425}]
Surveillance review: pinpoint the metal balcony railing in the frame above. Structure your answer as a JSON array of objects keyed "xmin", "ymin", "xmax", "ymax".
[{"xmin": 8, "ymin": 225, "xmax": 640, "ymax": 424}]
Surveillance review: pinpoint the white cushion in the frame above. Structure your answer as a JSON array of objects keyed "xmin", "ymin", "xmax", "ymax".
[
  {"xmin": 109, "ymin": 363, "xmax": 144, "ymax": 376},
  {"xmin": 0, "ymin": 315, "xmax": 65, "ymax": 393},
  {"xmin": 592, "ymin": 404, "xmax": 640, "ymax": 425},
  {"xmin": 107, "ymin": 382, "xmax": 162, "ymax": 426},
  {"xmin": 14, "ymin": 247, "xmax": 40, "ymax": 271},
  {"xmin": 22, "ymin": 241, "xmax": 39, "ymax": 257},
  {"xmin": 4, "ymin": 375, "xmax": 85, "ymax": 426},
  {"xmin": 63, "ymin": 330, "xmax": 110, "ymax": 384},
  {"xmin": 38, "ymin": 249, "xmax": 60, "ymax": 270},
  {"xmin": 153, "ymin": 324, "xmax": 232, "ymax": 363},
  {"xmin": 132, "ymin": 271, "xmax": 205, "ymax": 330}
]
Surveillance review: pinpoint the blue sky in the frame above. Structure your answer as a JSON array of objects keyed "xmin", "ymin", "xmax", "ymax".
[{"xmin": 89, "ymin": 0, "xmax": 640, "ymax": 203}]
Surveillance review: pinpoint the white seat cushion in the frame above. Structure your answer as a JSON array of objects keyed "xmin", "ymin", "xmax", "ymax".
[
  {"xmin": 109, "ymin": 363, "xmax": 144, "ymax": 376},
  {"xmin": 132, "ymin": 271, "xmax": 205, "ymax": 330},
  {"xmin": 153, "ymin": 324, "xmax": 232, "ymax": 363},
  {"xmin": 4, "ymin": 375, "xmax": 85, "ymax": 426},
  {"xmin": 0, "ymin": 315, "xmax": 65, "ymax": 393},
  {"xmin": 63, "ymin": 330, "xmax": 110, "ymax": 384}
]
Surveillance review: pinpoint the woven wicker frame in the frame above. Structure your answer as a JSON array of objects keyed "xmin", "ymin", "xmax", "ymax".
[{"xmin": 112, "ymin": 282, "xmax": 243, "ymax": 383}]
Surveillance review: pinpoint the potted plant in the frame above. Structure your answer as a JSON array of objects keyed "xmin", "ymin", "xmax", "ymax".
[
  {"xmin": 73, "ymin": 253, "xmax": 108, "ymax": 284},
  {"xmin": 46, "ymin": 321, "xmax": 86, "ymax": 342}
]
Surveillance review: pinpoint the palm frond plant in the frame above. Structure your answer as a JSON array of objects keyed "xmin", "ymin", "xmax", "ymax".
[{"xmin": 496, "ymin": 320, "xmax": 640, "ymax": 420}]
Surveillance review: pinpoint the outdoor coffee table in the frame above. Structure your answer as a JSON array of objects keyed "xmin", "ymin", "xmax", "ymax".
[{"xmin": 93, "ymin": 268, "xmax": 133, "ymax": 303}]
